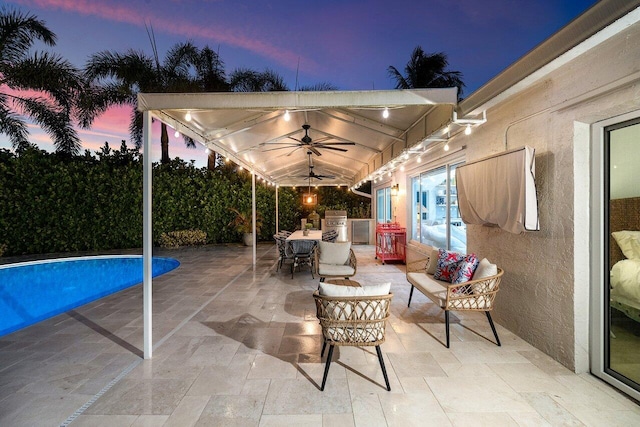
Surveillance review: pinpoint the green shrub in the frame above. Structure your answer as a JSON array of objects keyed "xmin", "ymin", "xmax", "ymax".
[
  {"xmin": 0, "ymin": 144, "xmax": 370, "ymax": 256},
  {"xmin": 0, "ymin": 243, "xmax": 6, "ymax": 257},
  {"xmin": 159, "ymin": 229, "xmax": 207, "ymax": 248}
]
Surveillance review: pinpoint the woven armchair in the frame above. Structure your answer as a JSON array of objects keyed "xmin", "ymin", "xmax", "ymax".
[
  {"xmin": 313, "ymin": 291, "xmax": 393, "ymax": 391},
  {"xmin": 406, "ymin": 253, "xmax": 503, "ymax": 348},
  {"xmin": 314, "ymin": 242, "xmax": 357, "ymax": 282}
]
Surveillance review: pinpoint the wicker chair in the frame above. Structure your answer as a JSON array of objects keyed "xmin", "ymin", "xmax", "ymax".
[
  {"xmin": 406, "ymin": 252, "xmax": 503, "ymax": 348},
  {"xmin": 313, "ymin": 290, "xmax": 393, "ymax": 391},
  {"xmin": 314, "ymin": 241, "xmax": 357, "ymax": 282}
]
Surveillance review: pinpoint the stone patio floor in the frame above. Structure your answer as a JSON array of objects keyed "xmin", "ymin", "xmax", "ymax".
[{"xmin": 1, "ymin": 244, "xmax": 639, "ymax": 426}]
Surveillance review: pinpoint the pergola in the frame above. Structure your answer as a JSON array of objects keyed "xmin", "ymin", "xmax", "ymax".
[{"xmin": 137, "ymin": 88, "xmax": 462, "ymax": 358}]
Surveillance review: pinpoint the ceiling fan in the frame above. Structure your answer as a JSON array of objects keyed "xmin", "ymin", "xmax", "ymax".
[
  {"xmin": 262, "ymin": 124, "xmax": 355, "ymax": 156},
  {"xmin": 295, "ymin": 152, "xmax": 336, "ymax": 181}
]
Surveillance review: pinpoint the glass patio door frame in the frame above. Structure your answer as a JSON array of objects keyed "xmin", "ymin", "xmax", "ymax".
[{"xmin": 590, "ymin": 111, "xmax": 640, "ymax": 402}]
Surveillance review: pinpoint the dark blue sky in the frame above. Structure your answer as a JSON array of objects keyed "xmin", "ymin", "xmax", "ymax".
[{"xmin": 5, "ymin": 0, "xmax": 598, "ymax": 164}]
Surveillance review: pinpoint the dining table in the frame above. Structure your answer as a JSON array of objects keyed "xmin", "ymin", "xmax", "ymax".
[{"xmin": 285, "ymin": 230, "xmax": 322, "ymax": 241}]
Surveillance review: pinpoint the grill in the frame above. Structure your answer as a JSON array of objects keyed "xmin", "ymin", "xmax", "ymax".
[{"xmin": 324, "ymin": 210, "xmax": 348, "ymax": 242}]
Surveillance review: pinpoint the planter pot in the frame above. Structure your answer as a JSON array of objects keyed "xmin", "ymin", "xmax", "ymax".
[
  {"xmin": 243, "ymin": 232, "xmax": 253, "ymax": 246},
  {"xmin": 303, "ymin": 230, "xmax": 309, "ymax": 236}
]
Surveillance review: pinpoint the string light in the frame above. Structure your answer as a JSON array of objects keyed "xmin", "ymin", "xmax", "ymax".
[
  {"xmin": 174, "ymin": 130, "xmax": 180, "ymax": 138},
  {"xmin": 417, "ymin": 156, "xmax": 422, "ymax": 163},
  {"xmin": 284, "ymin": 110, "xmax": 291, "ymax": 121},
  {"xmin": 185, "ymin": 112, "xmax": 192, "ymax": 122},
  {"xmin": 465, "ymin": 124, "xmax": 472, "ymax": 135},
  {"xmin": 444, "ymin": 143, "xmax": 450, "ymax": 151},
  {"xmin": 400, "ymin": 165, "xmax": 405, "ymax": 172},
  {"xmin": 382, "ymin": 107, "xmax": 389, "ymax": 119}
]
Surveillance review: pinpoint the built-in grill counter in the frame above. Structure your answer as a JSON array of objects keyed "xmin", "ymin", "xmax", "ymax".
[
  {"xmin": 323, "ymin": 210, "xmax": 348, "ymax": 242},
  {"xmin": 321, "ymin": 217, "xmax": 376, "ymax": 244}
]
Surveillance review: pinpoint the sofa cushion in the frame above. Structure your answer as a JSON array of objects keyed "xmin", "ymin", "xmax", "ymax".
[
  {"xmin": 473, "ymin": 258, "xmax": 498, "ymax": 280},
  {"xmin": 425, "ymin": 247, "xmax": 439, "ymax": 275},
  {"xmin": 319, "ymin": 241, "xmax": 351, "ymax": 265},
  {"xmin": 451, "ymin": 253, "xmax": 479, "ymax": 285},
  {"xmin": 318, "ymin": 281, "xmax": 390, "ymax": 297},
  {"xmin": 433, "ymin": 249, "xmax": 464, "ymax": 282},
  {"xmin": 318, "ymin": 264, "xmax": 355, "ymax": 276},
  {"xmin": 407, "ymin": 272, "xmax": 448, "ymax": 307}
]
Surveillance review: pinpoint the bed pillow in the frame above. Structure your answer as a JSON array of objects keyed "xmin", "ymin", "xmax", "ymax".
[
  {"xmin": 612, "ymin": 231, "xmax": 640, "ymax": 260},
  {"xmin": 319, "ymin": 241, "xmax": 351, "ymax": 265},
  {"xmin": 425, "ymin": 247, "xmax": 439, "ymax": 275},
  {"xmin": 451, "ymin": 253, "xmax": 479, "ymax": 284},
  {"xmin": 433, "ymin": 249, "xmax": 464, "ymax": 282}
]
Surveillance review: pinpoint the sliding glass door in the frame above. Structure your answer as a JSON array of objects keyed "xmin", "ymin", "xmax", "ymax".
[{"xmin": 604, "ymin": 118, "xmax": 640, "ymax": 393}]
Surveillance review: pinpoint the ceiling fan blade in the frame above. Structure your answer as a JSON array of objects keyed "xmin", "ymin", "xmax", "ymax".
[
  {"xmin": 318, "ymin": 146, "xmax": 348, "ymax": 152},
  {"xmin": 309, "ymin": 147, "xmax": 322, "ymax": 156},
  {"xmin": 316, "ymin": 142, "xmax": 355, "ymax": 146},
  {"xmin": 317, "ymin": 175, "xmax": 336, "ymax": 179},
  {"xmin": 261, "ymin": 144, "xmax": 298, "ymax": 152},
  {"xmin": 287, "ymin": 136, "xmax": 303, "ymax": 143}
]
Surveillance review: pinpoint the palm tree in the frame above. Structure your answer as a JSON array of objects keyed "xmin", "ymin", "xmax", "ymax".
[
  {"xmin": 0, "ymin": 8, "xmax": 88, "ymax": 154},
  {"xmin": 229, "ymin": 68, "xmax": 289, "ymax": 92},
  {"xmin": 388, "ymin": 46, "xmax": 464, "ymax": 98},
  {"xmin": 85, "ymin": 40, "xmax": 226, "ymax": 164}
]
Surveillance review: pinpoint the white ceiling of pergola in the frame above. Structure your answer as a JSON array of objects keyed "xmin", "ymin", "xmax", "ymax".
[{"xmin": 138, "ymin": 89, "xmax": 457, "ymax": 187}]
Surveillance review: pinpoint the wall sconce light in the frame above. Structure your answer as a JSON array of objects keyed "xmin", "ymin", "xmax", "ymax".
[{"xmin": 391, "ymin": 184, "xmax": 399, "ymax": 197}]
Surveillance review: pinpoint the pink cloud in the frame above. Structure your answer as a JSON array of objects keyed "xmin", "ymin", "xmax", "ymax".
[{"xmin": 15, "ymin": 0, "xmax": 318, "ymax": 72}]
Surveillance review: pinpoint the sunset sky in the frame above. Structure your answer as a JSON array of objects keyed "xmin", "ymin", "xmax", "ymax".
[{"xmin": 3, "ymin": 0, "xmax": 597, "ymax": 167}]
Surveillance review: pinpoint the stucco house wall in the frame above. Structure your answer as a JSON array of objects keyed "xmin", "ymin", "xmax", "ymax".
[{"xmin": 383, "ymin": 14, "xmax": 640, "ymax": 372}]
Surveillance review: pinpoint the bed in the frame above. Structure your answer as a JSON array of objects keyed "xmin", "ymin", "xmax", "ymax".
[{"xmin": 609, "ymin": 197, "xmax": 640, "ymax": 323}]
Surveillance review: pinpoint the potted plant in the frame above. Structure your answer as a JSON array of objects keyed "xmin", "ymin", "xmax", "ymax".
[
  {"xmin": 228, "ymin": 207, "xmax": 263, "ymax": 246},
  {"xmin": 303, "ymin": 222, "xmax": 313, "ymax": 236}
]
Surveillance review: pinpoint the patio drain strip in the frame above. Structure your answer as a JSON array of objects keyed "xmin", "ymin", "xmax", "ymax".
[{"xmin": 59, "ymin": 358, "xmax": 141, "ymax": 427}]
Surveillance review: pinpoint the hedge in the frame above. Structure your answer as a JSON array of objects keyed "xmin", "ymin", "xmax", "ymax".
[{"xmin": 0, "ymin": 143, "xmax": 370, "ymax": 256}]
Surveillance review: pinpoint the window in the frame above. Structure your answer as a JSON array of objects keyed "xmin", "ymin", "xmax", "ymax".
[
  {"xmin": 376, "ymin": 187, "xmax": 392, "ymax": 223},
  {"xmin": 411, "ymin": 162, "xmax": 466, "ymax": 252}
]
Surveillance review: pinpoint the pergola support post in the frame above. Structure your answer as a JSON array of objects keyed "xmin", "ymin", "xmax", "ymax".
[
  {"xmin": 252, "ymin": 171, "xmax": 257, "ymax": 266},
  {"xmin": 143, "ymin": 111, "xmax": 153, "ymax": 359},
  {"xmin": 275, "ymin": 185, "xmax": 279, "ymax": 233}
]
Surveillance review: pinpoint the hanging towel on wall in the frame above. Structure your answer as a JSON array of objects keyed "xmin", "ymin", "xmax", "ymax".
[{"xmin": 455, "ymin": 146, "xmax": 539, "ymax": 234}]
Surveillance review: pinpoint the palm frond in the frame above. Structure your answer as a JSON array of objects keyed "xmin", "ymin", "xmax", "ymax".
[
  {"xmin": 0, "ymin": 103, "xmax": 28, "ymax": 148},
  {"xmin": 0, "ymin": 8, "xmax": 56, "ymax": 63},
  {"xmin": 14, "ymin": 95, "xmax": 81, "ymax": 154}
]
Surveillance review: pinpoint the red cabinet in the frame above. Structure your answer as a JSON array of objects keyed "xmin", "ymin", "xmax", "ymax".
[{"xmin": 375, "ymin": 223, "xmax": 406, "ymax": 264}]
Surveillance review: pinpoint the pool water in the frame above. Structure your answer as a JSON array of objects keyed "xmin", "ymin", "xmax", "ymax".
[{"xmin": 0, "ymin": 256, "xmax": 179, "ymax": 337}]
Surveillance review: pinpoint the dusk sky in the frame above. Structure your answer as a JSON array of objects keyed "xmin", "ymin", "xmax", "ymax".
[{"xmin": 3, "ymin": 0, "xmax": 597, "ymax": 167}]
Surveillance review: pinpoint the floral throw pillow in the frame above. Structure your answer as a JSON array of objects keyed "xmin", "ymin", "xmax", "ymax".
[
  {"xmin": 433, "ymin": 249, "xmax": 464, "ymax": 282},
  {"xmin": 452, "ymin": 254, "xmax": 479, "ymax": 285}
]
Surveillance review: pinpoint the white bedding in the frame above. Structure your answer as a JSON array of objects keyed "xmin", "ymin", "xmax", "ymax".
[{"xmin": 610, "ymin": 259, "xmax": 640, "ymax": 303}]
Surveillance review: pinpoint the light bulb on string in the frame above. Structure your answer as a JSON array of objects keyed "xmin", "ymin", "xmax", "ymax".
[
  {"xmin": 382, "ymin": 107, "xmax": 389, "ymax": 119},
  {"xmin": 174, "ymin": 130, "xmax": 180, "ymax": 138},
  {"xmin": 417, "ymin": 156, "xmax": 422, "ymax": 163},
  {"xmin": 465, "ymin": 124, "xmax": 472, "ymax": 135},
  {"xmin": 283, "ymin": 110, "xmax": 290, "ymax": 121},
  {"xmin": 443, "ymin": 143, "xmax": 450, "ymax": 152},
  {"xmin": 185, "ymin": 112, "xmax": 192, "ymax": 122}
]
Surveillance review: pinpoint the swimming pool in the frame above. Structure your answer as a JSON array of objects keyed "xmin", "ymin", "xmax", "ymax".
[{"xmin": 0, "ymin": 255, "xmax": 180, "ymax": 337}]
